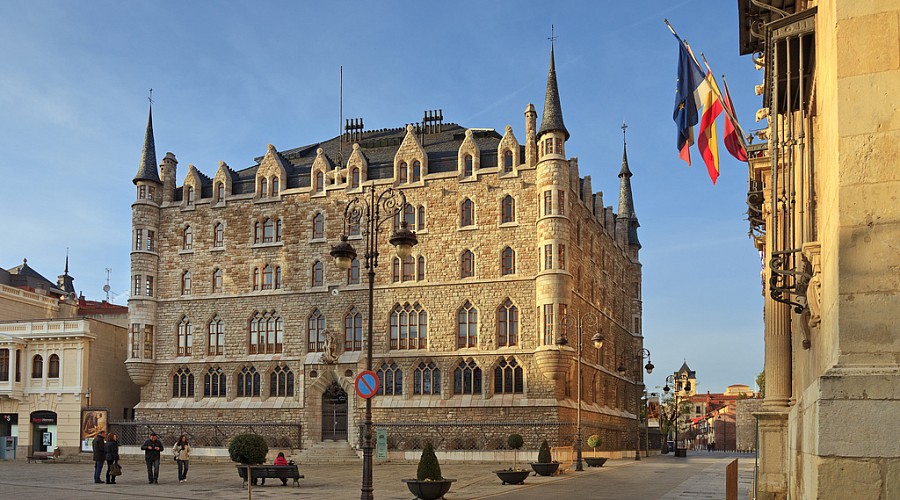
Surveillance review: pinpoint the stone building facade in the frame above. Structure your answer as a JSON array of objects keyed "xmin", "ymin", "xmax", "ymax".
[
  {"xmin": 738, "ymin": 1, "xmax": 900, "ymax": 498},
  {"xmin": 126, "ymin": 48, "xmax": 646, "ymax": 454}
]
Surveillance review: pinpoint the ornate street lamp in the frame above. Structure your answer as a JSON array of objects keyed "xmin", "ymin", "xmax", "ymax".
[
  {"xmin": 616, "ymin": 347, "xmax": 653, "ymax": 460},
  {"xmin": 556, "ymin": 310, "xmax": 604, "ymax": 472},
  {"xmin": 331, "ymin": 185, "xmax": 417, "ymax": 500}
]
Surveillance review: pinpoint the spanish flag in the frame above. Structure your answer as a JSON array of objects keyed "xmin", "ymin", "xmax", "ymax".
[{"xmin": 698, "ymin": 69, "xmax": 724, "ymax": 184}]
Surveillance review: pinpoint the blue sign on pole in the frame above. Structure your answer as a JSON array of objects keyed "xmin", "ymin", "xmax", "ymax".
[{"xmin": 355, "ymin": 370, "xmax": 380, "ymax": 399}]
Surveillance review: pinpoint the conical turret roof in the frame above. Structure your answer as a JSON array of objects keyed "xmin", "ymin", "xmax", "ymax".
[
  {"xmin": 133, "ymin": 106, "xmax": 161, "ymax": 185},
  {"xmin": 537, "ymin": 46, "xmax": 569, "ymax": 140},
  {"xmin": 617, "ymin": 127, "xmax": 640, "ymax": 248}
]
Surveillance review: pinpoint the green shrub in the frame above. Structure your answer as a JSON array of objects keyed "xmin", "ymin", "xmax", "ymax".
[
  {"xmin": 586, "ymin": 434, "xmax": 602, "ymax": 451},
  {"xmin": 229, "ymin": 434, "xmax": 268, "ymax": 465},
  {"xmin": 416, "ymin": 442, "xmax": 442, "ymax": 481},
  {"xmin": 507, "ymin": 434, "xmax": 524, "ymax": 450},
  {"xmin": 537, "ymin": 439, "xmax": 552, "ymax": 463}
]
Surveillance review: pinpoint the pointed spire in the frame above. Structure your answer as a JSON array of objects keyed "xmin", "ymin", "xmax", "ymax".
[
  {"xmin": 58, "ymin": 250, "xmax": 75, "ymax": 295},
  {"xmin": 617, "ymin": 122, "xmax": 641, "ymax": 249},
  {"xmin": 537, "ymin": 35, "xmax": 569, "ymax": 140},
  {"xmin": 133, "ymin": 96, "xmax": 161, "ymax": 185}
]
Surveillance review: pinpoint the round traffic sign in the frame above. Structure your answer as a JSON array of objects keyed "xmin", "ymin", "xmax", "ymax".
[{"xmin": 355, "ymin": 370, "xmax": 380, "ymax": 399}]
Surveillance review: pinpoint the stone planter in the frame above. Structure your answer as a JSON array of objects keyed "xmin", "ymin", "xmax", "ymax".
[
  {"xmin": 530, "ymin": 462, "xmax": 560, "ymax": 476},
  {"xmin": 584, "ymin": 457, "xmax": 607, "ymax": 467},
  {"xmin": 494, "ymin": 469, "xmax": 530, "ymax": 485},
  {"xmin": 533, "ymin": 344, "xmax": 575, "ymax": 380},
  {"xmin": 402, "ymin": 479, "xmax": 456, "ymax": 500}
]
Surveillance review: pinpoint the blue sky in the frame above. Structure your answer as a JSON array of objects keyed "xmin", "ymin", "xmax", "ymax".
[{"xmin": 0, "ymin": 0, "xmax": 763, "ymax": 393}]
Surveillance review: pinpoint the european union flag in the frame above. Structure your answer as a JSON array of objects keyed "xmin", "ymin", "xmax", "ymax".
[{"xmin": 673, "ymin": 35, "xmax": 706, "ymax": 164}]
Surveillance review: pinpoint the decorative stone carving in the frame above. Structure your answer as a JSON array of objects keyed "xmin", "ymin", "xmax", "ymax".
[
  {"xmin": 533, "ymin": 344, "xmax": 575, "ymax": 381},
  {"xmin": 322, "ymin": 329, "xmax": 342, "ymax": 364}
]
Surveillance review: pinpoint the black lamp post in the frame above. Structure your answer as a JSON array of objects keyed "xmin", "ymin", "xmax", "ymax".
[
  {"xmin": 618, "ymin": 348, "xmax": 653, "ymax": 461},
  {"xmin": 556, "ymin": 310, "xmax": 604, "ymax": 472},
  {"xmin": 663, "ymin": 372, "xmax": 691, "ymax": 457},
  {"xmin": 331, "ymin": 185, "xmax": 417, "ymax": 500}
]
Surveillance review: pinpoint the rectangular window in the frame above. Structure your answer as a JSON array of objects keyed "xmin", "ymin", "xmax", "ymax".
[
  {"xmin": 559, "ymin": 244, "xmax": 566, "ymax": 270},
  {"xmin": 543, "ymin": 190, "xmax": 552, "ymax": 216},
  {"xmin": 402, "ymin": 256, "xmax": 414, "ymax": 281},
  {"xmin": 544, "ymin": 244, "xmax": 553, "ymax": 270},
  {"xmin": 138, "ymin": 185, "xmax": 146, "ymax": 199},
  {"xmin": 148, "ymin": 185, "xmax": 155, "ymax": 200},
  {"xmin": 545, "ymin": 137, "xmax": 554, "ymax": 155},
  {"xmin": 543, "ymin": 304, "xmax": 554, "ymax": 345},
  {"xmin": 131, "ymin": 324, "xmax": 141, "ymax": 358},
  {"xmin": 147, "ymin": 230, "xmax": 155, "ymax": 252},
  {"xmin": 135, "ymin": 229, "xmax": 143, "ymax": 250},
  {"xmin": 0, "ymin": 349, "xmax": 9, "ymax": 382},
  {"xmin": 559, "ymin": 303, "xmax": 567, "ymax": 340},
  {"xmin": 143, "ymin": 325, "xmax": 154, "ymax": 359},
  {"xmin": 145, "ymin": 276, "xmax": 154, "ymax": 297},
  {"xmin": 133, "ymin": 275, "xmax": 141, "ymax": 296},
  {"xmin": 558, "ymin": 190, "xmax": 565, "ymax": 216},
  {"xmin": 556, "ymin": 138, "xmax": 563, "ymax": 157}
]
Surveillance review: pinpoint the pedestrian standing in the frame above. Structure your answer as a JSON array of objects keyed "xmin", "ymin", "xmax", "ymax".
[
  {"xmin": 92, "ymin": 430, "xmax": 106, "ymax": 484},
  {"xmin": 105, "ymin": 432, "xmax": 120, "ymax": 484},
  {"xmin": 140, "ymin": 432, "xmax": 163, "ymax": 484},
  {"xmin": 173, "ymin": 434, "xmax": 192, "ymax": 483}
]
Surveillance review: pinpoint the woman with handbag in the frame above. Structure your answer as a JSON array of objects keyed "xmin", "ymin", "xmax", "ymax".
[
  {"xmin": 104, "ymin": 432, "xmax": 120, "ymax": 484},
  {"xmin": 173, "ymin": 434, "xmax": 192, "ymax": 483}
]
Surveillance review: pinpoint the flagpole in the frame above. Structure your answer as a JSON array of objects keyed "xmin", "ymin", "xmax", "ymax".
[{"xmin": 664, "ymin": 18, "xmax": 679, "ymax": 39}]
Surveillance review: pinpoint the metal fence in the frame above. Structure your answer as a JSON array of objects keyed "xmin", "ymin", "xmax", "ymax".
[{"xmin": 108, "ymin": 421, "xmax": 302, "ymax": 449}]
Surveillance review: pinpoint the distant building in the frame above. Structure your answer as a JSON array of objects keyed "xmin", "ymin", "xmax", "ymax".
[
  {"xmin": 0, "ymin": 259, "xmax": 138, "ymax": 460},
  {"xmin": 126, "ymin": 47, "xmax": 647, "ymax": 456}
]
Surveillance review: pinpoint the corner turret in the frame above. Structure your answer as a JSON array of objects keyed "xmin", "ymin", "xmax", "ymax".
[{"xmin": 617, "ymin": 124, "xmax": 641, "ymax": 250}]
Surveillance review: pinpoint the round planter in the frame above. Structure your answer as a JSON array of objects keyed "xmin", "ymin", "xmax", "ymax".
[
  {"xmin": 533, "ymin": 344, "xmax": 575, "ymax": 381},
  {"xmin": 584, "ymin": 457, "xmax": 607, "ymax": 467},
  {"xmin": 402, "ymin": 478, "xmax": 456, "ymax": 500},
  {"xmin": 530, "ymin": 462, "xmax": 560, "ymax": 476},
  {"xmin": 494, "ymin": 469, "xmax": 530, "ymax": 485}
]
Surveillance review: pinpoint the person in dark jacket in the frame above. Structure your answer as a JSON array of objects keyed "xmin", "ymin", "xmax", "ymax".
[
  {"xmin": 105, "ymin": 432, "xmax": 120, "ymax": 484},
  {"xmin": 92, "ymin": 430, "xmax": 106, "ymax": 484},
  {"xmin": 140, "ymin": 432, "xmax": 164, "ymax": 483}
]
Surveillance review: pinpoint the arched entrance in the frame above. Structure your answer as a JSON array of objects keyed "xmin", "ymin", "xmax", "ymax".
[{"xmin": 321, "ymin": 382, "xmax": 348, "ymax": 441}]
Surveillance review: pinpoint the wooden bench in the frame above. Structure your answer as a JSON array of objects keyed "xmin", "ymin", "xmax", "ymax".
[
  {"xmin": 236, "ymin": 464, "xmax": 304, "ymax": 487},
  {"xmin": 26, "ymin": 450, "xmax": 57, "ymax": 463}
]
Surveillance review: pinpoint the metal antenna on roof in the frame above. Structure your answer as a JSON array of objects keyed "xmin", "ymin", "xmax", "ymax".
[{"xmin": 103, "ymin": 268, "xmax": 112, "ymax": 302}]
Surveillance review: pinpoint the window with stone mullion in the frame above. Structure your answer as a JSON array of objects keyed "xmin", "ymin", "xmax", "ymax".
[
  {"xmin": 453, "ymin": 360, "xmax": 481, "ymax": 395},
  {"xmin": 414, "ymin": 362, "xmax": 440, "ymax": 395},
  {"xmin": 497, "ymin": 300, "xmax": 518, "ymax": 346},
  {"xmin": 377, "ymin": 362, "xmax": 402, "ymax": 395},
  {"xmin": 494, "ymin": 359, "xmax": 524, "ymax": 394},
  {"xmin": 458, "ymin": 301, "xmax": 477, "ymax": 348}
]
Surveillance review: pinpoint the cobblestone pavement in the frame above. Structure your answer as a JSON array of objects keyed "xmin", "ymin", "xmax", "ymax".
[{"xmin": 0, "ymin": 452, "xmax": 754, "ymax": 499}]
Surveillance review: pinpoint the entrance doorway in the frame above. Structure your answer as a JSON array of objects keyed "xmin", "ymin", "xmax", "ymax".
[{"xmin": 321, "ymin": 382, "xmax": 348, "ymax": 441}]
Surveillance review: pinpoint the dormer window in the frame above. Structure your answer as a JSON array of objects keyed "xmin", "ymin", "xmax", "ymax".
[
  {"xmin": 272, "ymin": 177, "xmax": 279, "ymax": 196},
  {"xmin": 503, "ymin": 150, "xmax": 513, "ymax": 172},
  {"xmin": 399, "ymin": 162, "xmax": 408, "ymax": 183},
  {"xmin": 412, "ymin": 161, "xmax": 421, "ymax": 182},
  {"xmin": 351, "ymin": 168, "xmax": 360, "ymax": 188},
  {"xmin": 464, "ymin": 155, "xmax": 473, "ymax": 177},
  {"xmin": 315, "ymin": 171, "xmax": 324, "ymax": 193},
  {"xmin": 186, "ymin": 186, "xmax": 195, "ymax": 206},
  {"xmin": 216, "ymin": 182, "xmax": 224, "ymax": 202},
  {"xmin": 260, "ymin": 178, "xmax": 268, "ymax": 198}
]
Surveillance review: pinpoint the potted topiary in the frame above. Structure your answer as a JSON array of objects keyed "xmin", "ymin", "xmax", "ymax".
[
  {"xmin": 229, "ymin": 433, "xmax": 268, "ymax": 486},
  {"xmin": 530, "ymin": 439, "xmax": 560, "ymax": 476},
  {"xmin": 583, "ymin": 434, "xmax": 607, "ymax": 467},
  {"xmin": 402, "ymin": 442, "xmax": 456, "ymax": 500},
  {"xmin": 494, "ymin": 433, "xmax": 530, "ymax": 485}
]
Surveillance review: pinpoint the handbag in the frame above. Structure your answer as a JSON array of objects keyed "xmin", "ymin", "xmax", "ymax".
[{"xmin": 110, "ymin": 462, "xmax": 122, "ymax": 476}]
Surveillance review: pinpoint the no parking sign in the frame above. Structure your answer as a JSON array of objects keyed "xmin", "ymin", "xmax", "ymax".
[{"xmin": 355, "ymin": 370, "xmax": 380, "ymax": 399}]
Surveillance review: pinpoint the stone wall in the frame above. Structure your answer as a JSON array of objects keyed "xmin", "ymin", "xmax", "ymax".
[{"xmin": 736, "ymin": 398, "xmax": 762, "ymax": 452}]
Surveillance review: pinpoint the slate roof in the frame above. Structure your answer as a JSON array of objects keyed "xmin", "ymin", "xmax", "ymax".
[
  {"xmin": 4, "ymin": 258, "xmax": 64, "ymax": 295},
  {"xmin": 133, "ymin": 107, "xmax": 161, "ymax": 185},
  {"xmin": 677, "ymin": 362, "xmax": 696, "ymax": 378},
  {"xmin": 538, "ymin": 47, "xmax": 570, "ymax": 140}
]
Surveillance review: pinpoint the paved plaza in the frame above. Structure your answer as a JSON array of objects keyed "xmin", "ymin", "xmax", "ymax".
[{"xmin": 0, "ymin": 452, "xmax": 753, "ymax": 499}]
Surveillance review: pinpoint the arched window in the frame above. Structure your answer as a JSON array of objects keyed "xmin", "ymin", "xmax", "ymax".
[
  {"xmin": 181, "ymin": 271, "xmax": 192, "ymax": 295},
  {"xmin": 275, "ymin": 219, "xmax": 282, "ymax": 242},
  {"xmin": 274, "ymin": 266, "xmax": 282, "ymax": 289},
  {"xmin": 249, "ymin": 311, "xmax": 283, "ymax": 354},
  {"xmin": 183, "ymin": 226, "xmax": 193, "ymax": 250},
  {"xmin": 237, "ymin": 366, "xmax": 260, "ymax": 397},
  {"xmin": 259, "ymin": 178, "xmax": 267, "ymax": 197},
  {"xmin": 270, "ymin": 365, "xmax": 294, "ymax": 397},
  {"xmin": 254, "ymin": 221, "xmax": 262, "ymax": 244},
  {"xmin": 214, "ymin": 223, "xmax": 224, "ymax": 247},
  {"xmin": 377, "ymin": 362, "xmax": 402, "ymax": 395},
  {"xmin": 417, "ymin": 205, "xmax": 426, "ymax": 230},
  {"xmin": 315, "ymin": 171, "xmax": 324, "ymax": 193},
  {"xmin": 559, "ymin": 244, "xmax": 567, "ymax": 270},
  {"xmin": 417, "ymin": 256, "xmax": 426, "ymax": 281},
  {"xmin": 503, "ymin": 149, "xmax": 513, "ymax": 172},
  {"xmin": 412, "ymin": 161, "xmax": 421, "ymax": 182},
  {"xmin": 391, "ymin": 258, "xmax": 400, "ymax": 283},
  {"xmin": 263, "ymin": 264, "xmax": 274, "ymax": 290},
  {"xmin": 501, "ymin": 247, "xmax": 516, "ymax": 276},
  {"xmin": 344, "ymin": 308, "xmax": 362, "ymax": 351},
  {"xmin": 307, "ymin": 309, "xmax": 326, "ymax": 352},
  {"xmin": 48, "ymin": 354, "xmax": 59, "ymax": 378},
  {"xmin": 31, "ymin": 355, "xmax": 43, "ymax": 378},
  {"xmin": 543, "ymin": 190, "xmax": 553, "ymax": 216},
  {"xmin": 263, "ymin": 219, "xmax": 274, "ymax": 243},
  {"xmin": 311, "ymin": 261, "xmax": 324, "ymax": 287},
  {"xmin": 173, "ymin": 367, "xmax": 194, "ymax": 398},
  {"xmin": 208, "ymin": 316, "xmax": 224, "ymax": 355},
  {"xmin": 457, "ymin": 301, "xmax": 478, "ymax": 348},
  {"xmin": 271, "ymin": 177, "xmax": 279, "ymax": 196},
  {"xmin": 402, "ymin": 255, "xmax": 414, "ymax": 281},
  {"xmin": 390, "ymin": 303, "xmax": 428, "ymax": 350},
  {"xmin": 460, "ymin": 199, "xmax": 474, "ymax": 227},
  {"xmin": 494, "ymin": 358, "xmax": 524, "ymax": 394},
  {"xmin": 216, "ymin": 182, "xmax": 224, "ymax": 201},
  {"xmin": 349, "ymin": 219, "xmax": 360, "ymax": 237},
  {"xmin": 350, "ymin": 167, "xmax": 360, "ymax": 188},
  {"xmin": 204, "ymin": 367, "xmax": 226, "ymax": 397},
  {"xmin": 212, "ymin": 268, "xmax": 223, "ymax": 293},
  {"xmin": 312, "ymin": 213, "xmax": 325, "ymax": 239},
  {"xmin": 404, "ymin": 204, "xmax": 415, "ymax": 228},
  {"xmin": 413, "ymin": 362, "xmax": 440, "ymax": 395},
  {"xmin": 501, "ymin": 195, "xmax": 515, "ymax": 224},
  {"xmin": 398, "ymin": 162, "xmax": 408, "ymax": 183},
  {"xmin": 252, "ymin": 267, "xmax": 260, "ymax": 291},
  {"xmin": 454, "ymin": 360, "xmax": 481, "ymax": 395},
  {"xmin": 461, "ymin": 250, "xmax": 475, "ymax": 279},
  {"xmin": 186, "ymin": 186, "xmax": 195, "ymax": 205},
  {"xmin": 497, "ymin": 299, "xmax": 518, "ymax": 347},
  {"xmin": 348, "ymin": 258, "xmax": 360, "ymax": 285},
  {"xmin": 177, "ymin": 317, "xmax": 193, "ymax": 356},
  {"xmin": 464, "ymin": 155, "xmax": 473, "ymax": 177}
]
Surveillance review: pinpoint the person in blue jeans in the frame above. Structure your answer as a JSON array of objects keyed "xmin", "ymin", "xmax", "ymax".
[
  {"xmin": 92, "ymin": 430, "xmax": 106, "ymax": 484},
  {"xmin": 172, "ymin": 434, "xmax": 192, "ymax": 483},
  {"xmin": 140, "ymin": 432, "xmax": 163, "ymax": 483}
]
